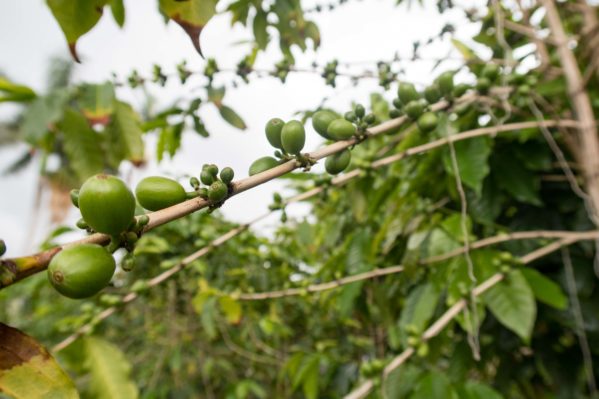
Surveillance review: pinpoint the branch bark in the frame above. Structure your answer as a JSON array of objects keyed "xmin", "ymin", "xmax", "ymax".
[{"xmin": 541, "ymin": 0, "xmax": 599, "ymax": 223}]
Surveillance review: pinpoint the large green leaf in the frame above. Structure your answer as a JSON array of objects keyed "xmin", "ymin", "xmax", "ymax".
[
  {"xmin": 399, "ymin": 283, "xmax": 440, "ymax": 344},
  {"xmin": 159, "ymin": 0, "xmax": 218, "ymax": 56},
  {"xmin": 46, "ymin": 0, "xmax": 108, "ymax": 61},
  {"xmin": 483, "ymin": 270, "xmax": 536, "ymax": 342},
  {"xmin": 440, "ymin": 115, "xmax": 491, "ymax": 196},
  {"xmin": 493, "ymin": 151, "xmax": 542, "ymax": 206},
  {"xmin": 105, "ymin": 101, "xmax": 145, "ymax": 167},
  {"xmin": 521, "ymin": 268, "xmax": 568, "ymax": 310},
  {"xmin": 60, "ymin": 108, "xmax": 105, "ymax": 182},
  {"xmin": 82, "ymin": 337, "xmax": 138, "ymax": 399},
  {"xmin": 0, "ymin": 323, "xmax": 79, "ymax": 399}
]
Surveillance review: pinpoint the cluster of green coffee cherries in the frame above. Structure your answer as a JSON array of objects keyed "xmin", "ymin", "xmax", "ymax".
[
  {"xmin": 248, "ymin": 104, "xmax": 376, "ymax": 177},
  {"xmin": 47, "ymin": 167, "xmax": 236, "ymax": 300}
]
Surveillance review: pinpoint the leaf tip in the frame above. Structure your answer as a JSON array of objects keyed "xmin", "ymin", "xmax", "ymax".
[{"xmin": 68, "ymin": 43, "xmax": 81, "ymax": 63}]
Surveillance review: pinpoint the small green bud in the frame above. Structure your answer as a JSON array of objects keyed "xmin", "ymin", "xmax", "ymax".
[
  {"xmin": 354, "ymin": 104, "xmax": 365, "ymax": 118},
  {"xmin": 76, "ymin": 218, "xmax": 89, "ymax": 230},
  {"xmin": 189, "ymin": 176, "xmax": 200, "ymax": 189},
  {"xmin": 344, "ymin": 111, "xmax": 357, "ymax": 122},
  {"xmin": 220, "ymin": 167, "xmax": 234, "ymax": 184},
  {"xmin": 70, "ymin": 189, "xmax": 80, "ymax": 208}
]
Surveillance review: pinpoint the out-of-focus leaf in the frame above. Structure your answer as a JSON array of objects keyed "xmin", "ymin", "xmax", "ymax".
[
  {"xmin": 110, "ymin": 0, "xmax": 125, "ymax": 27},
  {"xmin": 79, "ymin": 82, "xmax": 115, "ymax": 125},
  {"xmin": 60, "ymin": 108, "xmax": 104, "ymax": 182},
  {"xmin": 458, "ymin": 381, "xmax": 504, "ymax": 399},
  {"xmin": 0, "ymin": 78, "xmax": 36, "ymax": 103},
  {"xmin": 521, "ymin": 268, "xmax": 568, "ymax": 310},
  {"xmin": 218, "ymin": 296, "xmax": 242, "ymax": 324},
  {"xmin": 399, "ymin": 283, "xmax": 440, "ymax": 344},
  {"xmin": 46, "ymin": 0, "xmax": 108, "ymax": 61},
  {"xmin": 21, "ymin": 89, "xmax": 70, "ymax": 144},
  {"xmin": 207, "ymin": 86, "xmax": 226, "ymax": 105},
  {"xmin": 410, "ymin": 370, "xmax": 458, "ymax": 399},
  {"xmin": 493, "ymin": 151, "xmax": 542, "ymax": 206},
  {"xmin": 253, "ymin": 10, "xmax": 269, "ymax": 50},
  {"xmin": 0, "ymin": 323, "xmax": 79, "ymax": 399},
  {"xmin": 218, "ymin": 105, "xmax": 247, "ymax": 130},
  {"xmin": 484, "ymin": 270, "xmax": 536, "ymax": 342},
  {"xmin": 82, "ymin": 337, "xmax": 138, "ymax": 399},
  {"xmin": 105, "ymin": 100, "xmax": 145, "ymax": 167},
  {"xmin": 159, "ymin": 0, "xmax": 218, "ymax": 56}
]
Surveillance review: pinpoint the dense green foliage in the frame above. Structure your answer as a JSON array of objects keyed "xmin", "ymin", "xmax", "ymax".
[{"xmin": 2, "ymin": 1, "xmax": 599, "ymax": 399}]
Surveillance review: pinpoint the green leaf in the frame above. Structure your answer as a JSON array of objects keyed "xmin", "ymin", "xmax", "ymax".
[
  {"xmin": 399, "ymin": 283, "xmax": 440, "ymax": 343},
  {"xmin": 20, "ymin": 89, "xmax": 70, "ymax": 144},
  {"xmin": 110, "ymin": 0, "xmax": 125, "ymax": 27},
  {"xmin": 159, "ymin": 0, "xmax": 218, "ymax": 56},
  {"xmin": 0, "ymin": 323, "xmax": 79, "ymax": 399},
  {"xmin": 253, "ymin": 10, "xmax": 269, "ymax": 49},
  {"xmin": 492, "ymin": 151, "xmax": 542, "ymax": 206},
  {"xmin": 410, "ymin": 370, "xmax": 458, "ymax": 399},
  {"xmin": 218, "ymin": 105, "xmax": 247, "ymax": 130},
  {"xmin": 521, "ymin": 268, "xmax": 568, "ymax": 310},
  {"xmin": 218, "ymin": 296, "xmax": 242, "ymax": 324},
  {"xmin": 384, "ymin": 364, "xmax": 422, "ymax": 399},
  {"xmin": 105, "ymin": 100, "xmax": 145, "ymax": 167},
  {"xmin": 292, "ymin": 355, "xmax": 319, "ymax": 399},
  {"xmin": 60, "ymin": 108, "xmax": 105, "ymax": 182},
  {"xmin": 483, "ymin": 270, "xmax": 536, "ymax": 342},
  {"xmin": 304, "ymin": 21, "xmax": 320, "ymax": 48},
  {"xmin": 0, "ymin": 78, "xmax": 36, "ymax": 103},
  {"xmin": 458, "ymin": 381, "xmax": 504, "ymax": 399},
  {"xmin": 82, "ymin": 337, "xmax": 138, "ymax": 399},
  {"xmin": 207, "ymin": 86, "xmax": 226, "ymax": 105},
  {"xmin": 79, "ymin": 82, "xmax": 115, "ymax": 123},
  {"xmin": 440, "ymin": 115, "xmax": 491, "ymax": 196},
  {"xmin": 46, "ymin": 0, "xmax": 108, "ymax": 61}
]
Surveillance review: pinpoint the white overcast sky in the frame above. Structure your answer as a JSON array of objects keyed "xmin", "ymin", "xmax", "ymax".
[{"xmin": 0, "ymin": 0, "xmax": 483, "ymax": 257}]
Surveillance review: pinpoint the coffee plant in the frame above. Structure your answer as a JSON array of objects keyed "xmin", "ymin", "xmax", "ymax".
[{"xmin": 2, "ymin": 1, "xmax": 599, "ymax": 398}]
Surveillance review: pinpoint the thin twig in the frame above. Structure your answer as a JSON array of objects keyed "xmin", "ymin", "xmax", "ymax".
[{"xmin": 562, "ymin": 247, "xmax": 598, "ymax": 397}]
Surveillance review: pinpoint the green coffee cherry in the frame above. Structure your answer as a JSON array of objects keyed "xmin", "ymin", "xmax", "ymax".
[
  {"xmin": 125, "ymin": 231, "xmax": 138, "ymax": 244},
  {"xmin": 389, "ymin": 109, "xmax": 401, "ymax": 119},
  {"xmin": 220, "ymin": 167, "xmax": 234, "ymax": 184},
  {"xmin": 204, "ymin": 164, "xmax": 219, "ymax": 177},
  {"xmin": 0, "ymin": 240, "xmax": 6, "ymax": 257},
  {"xmin": 47, "ymin": 244, "xmax": 116, "ymax": 299},
  {"xmin": 482, "ymin": 63, "xmax": 500, "ymax": 81},
  {"xmin": 249, "ymin": 156, "xmax": 279, "ymax": 176},
  {"xmin": 327, "ymin": 119, "xmax": 356, "ymax": 140},
  {"xmin": 452, "ymin": 83, "xmax": 469, "ymax": 98},
  {"xmin": 189, "ymin": 176, "xmax": 200, "ymax": 189},
  {"xmin": 200, "ymin": 170, "xmax": 215, "ymax": 185},
  {"xmin": 403, "ymin": 100, "xmax": 424, "ymax": 119},
  {"xmin": 135, "ymin": 176, "xmax": 187, "ymax": 211},
  {"xmin": 354, "ymin": 104, "xmax": 365, "ymax": 118},
  {"xmin": 78, "ymin": 174, "xmax": 136, "ymax": 236},
  {"xmin": 325, "ymin": 149, "xmax": 351, "ymax": 175},
  {"xmin": 476, "ymin": 77, "xmax": 491, "ymax": 94},
  {"xmin": 398, "ymin": 82, "xmax": 419, "ymax": 104},
  {"xmin": 70, "ymin": 189, "xmax": 79, "ymax": 208},
  {"xmin": 312, "ymin": 110, "xmax": 336, "ymax": 140},
  {"xmin": 208, "ymin": 180, "xmax": 228, "ymax": 202},
  {"xmin": 424, "ymin": 84, "xmax": 442, "ymax": 104},
  {"xmin": 417, "ymin": 112, "xmax": 438, "ymax": 133},
  {"xmin": 344, "ymin": 111, "xmax": 357, "ymax": 122},
  {"xmin": 392, "ymin": 98, "xmax": 402, "ymax": 109},
  {"xmin": 437, "ymin": 71, "xmax": 454, "ymax": 96},
  {"xmin": 281, "ymin": 120, "xmax": 306, "ymax": 155},
  {"xmin": 265, "ymin": 118, "xmax": 285, "ymax": 149},
  {"xmin": 364, "ymin": 114, "xmax": 376, "ymax": 125}
]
